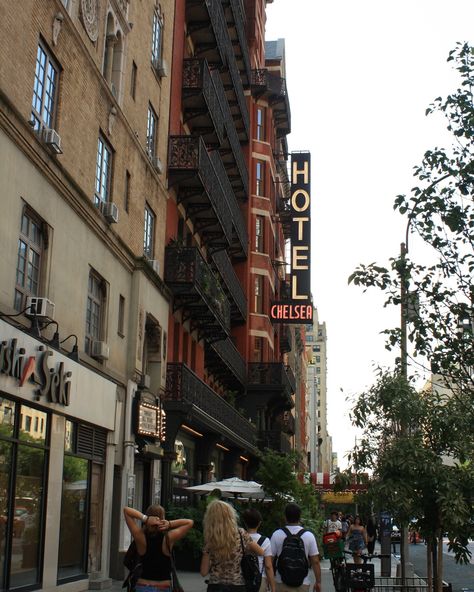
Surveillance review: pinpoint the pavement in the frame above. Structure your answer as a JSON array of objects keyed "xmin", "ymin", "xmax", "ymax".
[{"xmin": 110, "ymin": 545, "xmax": 400, "ymax": 591}]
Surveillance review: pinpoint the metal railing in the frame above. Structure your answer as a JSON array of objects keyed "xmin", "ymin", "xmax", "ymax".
[
  {"xmin": 209, "ymin": 337, "xmax": 246, "ymax": 386},
  {"xmin": 228, "ymin": 0, "xmax": 251, "ymax": 83},
  {"xmin": 260, "ymin": 429, "xmax": 292, "ymax": 454},
  {"xmin": 182, "ymin": 58, "xmax": 226, "ymax": 145},
  {"xmin": 168, "ymin": 135, "xmax": 233, "ymax": 246},
  {"xmin": 164, "ymin": 245, "xmax": 231, "ymax": 335},
  {"xmin": 212, "ymin": 249, "xmax": 247, "ymax": 320},
  {"xmin": 211, "ymin": 69, "xmax": 248, "ymax": 196},
  {"xmin": 165, "ymin": 362, "xmax": 257, "ymax": 445},
  {"xmin": 248, "ymin": 362, "xmax": 294, "ymax": 395},
  {"xmin": 209, "ymin": 150, "xmax": 248, "ymax": 255}
]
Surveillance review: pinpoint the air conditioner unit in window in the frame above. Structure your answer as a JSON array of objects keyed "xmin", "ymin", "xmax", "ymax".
[
  {"xmin": 42, "ymin": 128, "xmax": 63, "ymax": 154},
  {"xmin": 102, "ymin": 201, "xmax": 119, "ymax": 224},
  {"xmin": 149, "ymin": 260, "xmax": 160, "ymax": 275},
  {"xmin": 91, "ymin": 341, "xmax": 110, "ymax": 361},
  {"xmin": 152, "ymin": 58, "xmax": 168, "ymax": 78},
  {"xmin": 151, "ymin": 156, "xmax": 163, "ymax": 174},
  {"xmin": 26, "ymin": 297, "xmax": 55, "ymax": 320}
]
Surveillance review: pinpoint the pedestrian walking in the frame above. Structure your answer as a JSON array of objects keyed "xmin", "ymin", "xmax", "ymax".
[
  {"xmin": 201, "ymin": 499, "xmax": 264, "ymax": 592},
  {"xmin": 270, "ymin": 502, "xmax": 322, "ymax": 592},
  {"xmin": 347, "ymin": 515, "xmax": 367, "ymax": 564},
  {"xmin": 323, "ymin": 511, "xmax": 342, "ymax": 536},
  {"xmin": 366, "ymin": 517, "xmax": 377, "ymax": 554},
  {"xmin": 242, "ymin": 508, "xmax": 276, "ymax": 592},
  {"xmin": 123, "ymin": 504, "xmax": 194, "ymax": 592}
]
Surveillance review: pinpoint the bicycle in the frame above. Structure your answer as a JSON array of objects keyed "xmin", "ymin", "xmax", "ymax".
[{"xmin": 326, "ymin": 549, "xmax": 391, "ymax": 592}]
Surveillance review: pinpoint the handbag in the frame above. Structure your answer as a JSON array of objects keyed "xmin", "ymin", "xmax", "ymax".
[{"xmin": 166, "ymin": 534, "xmax": 184, "ymax": 592}]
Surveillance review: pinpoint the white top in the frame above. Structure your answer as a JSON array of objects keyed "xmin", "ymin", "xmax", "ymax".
[
  {"xmin": 250, "ymin": 532, "xmax": 272, "ymax": 577},
  {"xmin": 270, "ymin": 525, "xmax": 319, "ymax": 585},
  {"xmin": 325, "ymin": 519, "xmax": 342, "ymax": 533}
]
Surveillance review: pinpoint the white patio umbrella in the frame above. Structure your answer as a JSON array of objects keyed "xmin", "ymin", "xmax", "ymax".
[{"xmin": 186, "ymin": 477, "xmax": 265, "ymax": 498}]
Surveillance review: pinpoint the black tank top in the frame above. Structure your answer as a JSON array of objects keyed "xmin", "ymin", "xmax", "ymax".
[{"xmin": 140, "ymin": 533, "xmax": 172, "ymax": 581}]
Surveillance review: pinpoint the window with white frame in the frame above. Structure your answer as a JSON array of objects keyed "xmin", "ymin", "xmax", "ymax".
[
  {"xmin": 85, "ymin": 270, "xmax": 106, "ymax": 355},
  {"xmin": 14, "ymin": 209, "xmax": 45, "ymax": 312},
  {"xmin": 256, "ymin": 107, "xmax": 265, "ymax": 141},
  {"xmin": 256, "ymin": 161, "xmax": 265, "ymax": 196},
  {"xmin": 31, "ymin": 42, "xmax": 59, "ymax": 131},
  {"xmin": 144, "ymin": 204, "xmax": 155, "ymax": 258},
  {"xmin": 255, "ymin": 215, "xmax": 264, "ymax": 252},
  {"xmin": 151, "ymin": 8, "xmax": 163, "ymax": 67},
  {"xmin": 95, "ymin": 135, "xmax": 113, "ymax": 205},
  {"xmin": 254, "ymin": 275, "xmax": 264, "ymax": 313},
  {"xmin": 146, "ymin": 105, "xmax": 158, "ymax": 157}
]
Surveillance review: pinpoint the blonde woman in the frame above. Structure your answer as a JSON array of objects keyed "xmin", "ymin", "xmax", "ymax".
[
  {"xmin": 123, "ymin": 505, "xmax": 193, "ymax": 592},
  {"xmin": 201, "ymin": 500, "xmax": 264, "ymax": 591}
]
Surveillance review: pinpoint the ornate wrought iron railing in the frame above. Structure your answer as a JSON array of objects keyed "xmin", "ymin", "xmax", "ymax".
[
  {"xmin": 212, "ymin": 250, "xmax": 247, "ymax": 320},
  {"xmin": 247, "ymin": 363, "xmax": 294, "ymax": 394},
  {"xmin": 165, "ymin": 363, "xmax": 257, "ymax": 445},
  {"xmin": 285, "ymin": 365, "xmax": 297, "ymax": 393},
  {"xmin": 228, "ymin": 0, "xmax": 251, "ymax": 83},
  {"xmin": 259, "ymin": 429, "xmax": 292, "ymax": 454},
  {"xmin": 225, "ymin": 40, "xmax": 250, "ymax": 138},
  {"xmin": 182, "ymin": 58, "xmax": 226, "ymax": 146},
  {"xmin": 168, "ymin": 136, "xmax": 233, "ymax": 245},
  {"xmin": 165, "ymin": 246, "xmax": 231, "ymax": 335},
  {"xmin": 211, "ymin": 69, "xmax": 248, "ymax": 197},
  {"xmin": 209, "ymin": 337, "xmax": 247, "ymax": 386},
  {"xmin": 209, "ymin": 150, "xmax": 248, "ymax": 255}
]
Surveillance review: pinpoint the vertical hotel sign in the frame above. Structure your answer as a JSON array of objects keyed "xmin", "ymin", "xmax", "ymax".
[{"xmin": 270, "ymin": 152, "xmax": 313, "ymax": 323}]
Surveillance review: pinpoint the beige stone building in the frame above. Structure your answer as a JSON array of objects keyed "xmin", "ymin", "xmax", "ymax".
[
  {"xmin": 306, "ymin": 307, "xmax": 333, "ymax": 474},
  {"xmin": 0, "ymin": 0, "xmax": 175, "ymax": 588}
]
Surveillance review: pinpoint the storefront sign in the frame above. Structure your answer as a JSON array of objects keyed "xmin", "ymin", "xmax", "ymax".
[
  {"xmin": 0, "ymin": 338, "xmax": 72, "ymax": 406},
  {"xmin": 136, "ymin": 396, "xmax": 165, "ymax": 441},
  {"xmin": 271, "ymin": 151, "xmax": 312, "ymax": 324}
]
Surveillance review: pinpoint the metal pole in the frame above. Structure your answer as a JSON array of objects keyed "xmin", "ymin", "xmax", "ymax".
[{"xmin": 399, "ymin": 242, "xmax": 410, "ymax": 587}]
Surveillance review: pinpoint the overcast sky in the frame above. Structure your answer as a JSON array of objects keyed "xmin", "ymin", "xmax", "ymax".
[{"xmin": 265, "ymin": 0, "xmax": 474, "ymax": 468}]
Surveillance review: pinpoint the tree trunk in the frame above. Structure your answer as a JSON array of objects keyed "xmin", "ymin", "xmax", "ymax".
[
  {"xmin": 436, "ymin": 532, "xmax": 444, "ymax": 592},
  {"xmin": 427, "ymin": 539, "xmax": 433, "ymax": 592}
]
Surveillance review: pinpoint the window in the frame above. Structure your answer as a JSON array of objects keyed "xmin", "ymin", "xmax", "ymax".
[
  {"xmin": 146, "ymin": 105, "xmax": 158, "ymax": 157},
  {"xmin": 31, "ymin": 42, "xmax": 59, "ymax": 131},
  {"xmin": 253, "ymin": 337, "xmax": 264, "ymax": 362},
  {"xmin": 151, "ymin": 8, "xmax": 163, "ymax": 66},
  {"xmin": 254, "ymin": 275, "xmax": 264, "ymax": 313},
  {"xmin": 124, "ymin": 170, "xmax": 131, "ymax": 212},
  {"xmin": 316, "ymin": 367, "xmax": 321, "ymax": 374},
  {"xmin": 316, "ymin": 355, "xmax": 321, "ymax": 363},
  {"xmin": 144, "ymin": 204, "xmax": 155, "ymax": 258},
  {"xmin": 130, "ymin": 61, "xmax": 137, "ymax": 99},
  {"xmin": 14, "ymin": 208, "xmax": 45, "ymax": 312},
  {"xmin": 255, "ymin": 215, "xmax": 264, "ymax": 252},
  {"xmin": 256, "ymin": 107, "xmax": 265, "ymax": 141},
  {"xmin": 85, "ymin": 270, "xmax": 106, "ymax": 355},
  {"xmin": 118, "ymin": 294, "xmax": 125, "ymax": 337},
  {"xmin": 256, "ymin": 161, "xmax": 265, "ymax": 196},
  {"xmin": 95, "ymin": 135, "xmax": 113, "ymax": 205}
]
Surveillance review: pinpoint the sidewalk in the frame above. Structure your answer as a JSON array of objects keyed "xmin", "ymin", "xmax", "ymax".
[{"xmin": 110, "ymin": 553, "xmax": 398, "ymax": 591}]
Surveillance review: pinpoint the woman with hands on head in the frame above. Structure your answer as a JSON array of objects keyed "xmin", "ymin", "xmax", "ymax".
[
  {"xmin": 201, "ymin": 499, "xmax": 264, "ymax": 592},
  {"xmin": 123, "ymin": 505, "xmax": 193, "ymax": 592}
]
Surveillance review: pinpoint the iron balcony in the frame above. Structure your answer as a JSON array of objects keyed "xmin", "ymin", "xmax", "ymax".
[
  {"xmin": 168, "ymin": 135, "xmax": 233, "ymax": 249},
  {"xmin": 211, "ymin": 249, "xmax": 247, "ymax": 322},
  {"xmin": 251, "ymin": 69, "xmax": 291, "ymax": 137},
  {"xmin": 164, "ymin": 245, "xmax": 231, "ymax": 342},
  {"xmin": 247, "ymin": 362, "xmax": 295, "ymax": 409},
  {"xmin": 259, "ymin": 429, "xmax": 292, "ymax": 455},
  {"xmin": 164, "ymin": 362, "xmax": 257, "ymax": 450},
  {"xmin": 186, "ymin": 0, "xmax": 249, "ymax": 140},
  {"xmin": 205, "ymin": 336, "xmax": 247, "ymax": 388},
  {"xmin": 222, "ymin": 0, "xmax": 252, "ymax": 86}
]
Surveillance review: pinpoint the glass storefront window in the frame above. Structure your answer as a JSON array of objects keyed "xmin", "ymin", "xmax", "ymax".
[
  {"xmin": 19, "ymin": 406, "xmax": 47, "ymax": 445},
  {"xmin": 10, "ymin": 445, "xmax": 45, "ymax": 588},
  {"xmin": 57, "ymin": 456, "xmax": 89, "ymax": 580},
  {"xmin": 0, "ymin": 398, "xmax": 49, "ymax": 591},
  {"xmin": 0, "ymin": 440, "xmax": 12, "ymax": 588}
]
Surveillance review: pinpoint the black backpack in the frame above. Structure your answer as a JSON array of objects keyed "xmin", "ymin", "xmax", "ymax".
[
  {"xmin": 276, "ymin": 527, "xmax": 308, "ymax": 587},
  {"xmin": 240, "ymin": 532, "xmax": 266, "ymax": 592},
  {"xmin": 122, "ymin": 540, "xmax": 143, "ymax": 592}
]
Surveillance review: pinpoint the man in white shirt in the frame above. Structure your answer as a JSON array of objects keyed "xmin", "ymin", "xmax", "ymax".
[
  {"xmin": 270, "ymin": 503, "xmax": 321, "ymax": 592},
  {"xmin": 243, "ymin": 508, "xmax": 276, "ymax": 592},
  {"xmin": 323, "ymin": 511, "xmax": 342, "ymax": 534}
]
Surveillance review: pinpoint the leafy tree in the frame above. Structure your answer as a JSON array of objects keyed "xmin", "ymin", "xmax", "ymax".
[{"xmin": 347, "ymin": 43, "xmax": 474, "ymax": 592}]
